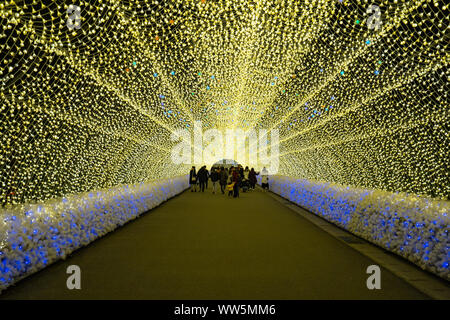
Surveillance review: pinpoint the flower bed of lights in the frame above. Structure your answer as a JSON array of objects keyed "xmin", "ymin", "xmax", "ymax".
[
  {"xmin": 0, "ymin": 175, "xmax": 189, "ymax": 292},
  {"xmin": 260, "ymin": 175, "xmax": 449, "ymax": 280}
]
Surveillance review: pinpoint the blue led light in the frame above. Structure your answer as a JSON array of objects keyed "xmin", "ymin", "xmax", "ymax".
[{"xmin": 0, "ymin": 177, "xmax": 189, "ymax": 292}]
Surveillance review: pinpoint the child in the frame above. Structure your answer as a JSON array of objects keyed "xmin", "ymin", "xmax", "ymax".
[
  {"xmin": 226, "ymin": 182, "xmax": 235, "ymax": 197},
  {"xmin": 261, "ymin": 175, "xmax": 269, "ymax": 191}
]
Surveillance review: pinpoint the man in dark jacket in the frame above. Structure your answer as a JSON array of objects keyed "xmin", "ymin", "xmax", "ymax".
[
  {"xmin": 197, "ymin": 166, "xmax": 208, "ymax": 192},
  {"xmin": 205, "ymin": 167, "xmax": 210, "ymax": 189},
  {"xmin": 232, "ymin": 168, "xmax": 240, "ymax": 198},
  {"xmin": 239, "ymin": 165, "xmax": 244, "ymax": 180},
  {"xmin": 219, "ymin": 166, "xmax": 228, "ymax": 194},
  {"xmin": 210, "ymin": 168, "xmax": 219, "ymax": 194}
]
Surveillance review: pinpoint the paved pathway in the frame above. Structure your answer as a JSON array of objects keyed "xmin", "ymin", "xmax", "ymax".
[{"xmin": 1, "ymin": 185, "xmax": 428, "ymax": 299}]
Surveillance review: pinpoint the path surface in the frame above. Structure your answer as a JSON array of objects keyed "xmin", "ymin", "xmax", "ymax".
[{"xmin": 1, "ymin": 184, "xmax": 428, "ymax": 299}]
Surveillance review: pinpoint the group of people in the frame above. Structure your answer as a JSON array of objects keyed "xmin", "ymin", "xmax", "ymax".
[{"xmin": 189, "ymin": 165, "xmax": 269, "ymax": 198}]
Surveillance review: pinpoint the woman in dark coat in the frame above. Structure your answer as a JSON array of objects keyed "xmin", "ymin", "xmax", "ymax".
[
  {"xmin": 232, "ymin": 168, "xmax": 240, "ymax": 198},
  {"xmin": 219, "ymin": 166, "xmax": 228, "ymax": 194},
  {"xmin": 248, "ymin": 168, "xmax": 258, "ymax": 190},
  {"xmin": 189, "ymin": 166, "xmax": 197, "ymax": 192}
]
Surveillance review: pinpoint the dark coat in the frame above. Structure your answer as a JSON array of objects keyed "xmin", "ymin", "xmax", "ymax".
[
  {"xmin": 210, "ymin": 170, "xmax": 219, "ymax": 182},
  {"xmin": 220, "ymin": 170, "xmax": 228, "ymax": 184},
  {"xmin": 249, "ymin": 170, "xmax": 258, "ymax": 184},
  {"xmin": 197, "ymin": 168, "xmax": 208, "ymax": 182},
  {"xmin": 189, "ymin": 169, "xmax": 196, "ymax": 184},
  {"xmin": 232, "ymin": 170, "xmax": 240, "ymax": 183}
]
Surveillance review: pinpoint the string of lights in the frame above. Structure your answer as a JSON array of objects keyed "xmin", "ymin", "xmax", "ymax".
[{"xmin": 0, "ymin": 0, "xmax": 448, "ymax": 206}]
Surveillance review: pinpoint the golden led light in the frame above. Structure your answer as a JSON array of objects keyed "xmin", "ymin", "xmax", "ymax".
[{"xmin": 0, "ymin": 0, "xmax": 448, "ymax": 206}]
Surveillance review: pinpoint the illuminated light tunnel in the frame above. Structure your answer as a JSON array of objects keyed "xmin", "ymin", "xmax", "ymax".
[{"xmin": 0, "ymin": 0, "xmax": 448, "ymax": 299}]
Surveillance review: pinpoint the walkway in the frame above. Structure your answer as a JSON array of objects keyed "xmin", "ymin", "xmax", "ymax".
[{"xmin": 1, "ymin": 184, "xmax": 428, "ymax": 299}]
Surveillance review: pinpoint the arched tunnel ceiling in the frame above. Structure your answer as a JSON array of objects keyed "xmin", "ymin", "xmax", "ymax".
[{"xmin": 0, "ymin": 0, "xmax": 448, "ymax": 204}]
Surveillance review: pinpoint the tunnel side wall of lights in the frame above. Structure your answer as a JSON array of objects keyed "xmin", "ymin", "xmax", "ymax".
[
  {"xmin": 0, "ymin": 175, "xmax": 189, "ymax": 292},
  {"xmin": 259, "ymin": 175, "xmax": 449, "ymax": 280},
  {"xmin": 1, "ymin": 0, "xmax": 448, "ymax": 206}
]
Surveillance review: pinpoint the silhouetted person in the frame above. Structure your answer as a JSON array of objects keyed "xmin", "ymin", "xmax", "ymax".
[
  {"xmin": 189, "ymin": 166, "xmax": 197, "ymax": 192},
  {"xmin": 232, "ymin": 167, "xmax": 240, "ymax": 198},
  {"xmin": 249, "ymin": 168, "xmax": 258, "ymax": 190},
  {"xmin": 210, "ymin": 167, "xmax": 219, "ymax": 194},
  {"xmin": 219, "ymin": 166, "xmax": 228, "ymax": 194},
  {"xmin": 261, "ymin": 167, "xmax": 269, "ymax": 191},
  {"xmin": 239, "ymin": 165, "xmax": 244, "ymax": 180},
  {"xmin": 205, "ymin": 167, "xmax": 210, "ymax": 189},
  {"xmin": 197, "ymin": 166, "xmax": 208, "ymax": 192}
]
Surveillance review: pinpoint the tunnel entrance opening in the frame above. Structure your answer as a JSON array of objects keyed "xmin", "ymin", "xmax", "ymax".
[{"xmin": 211, "ymin": 159, "xmax": 240, "ymax": 170}]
